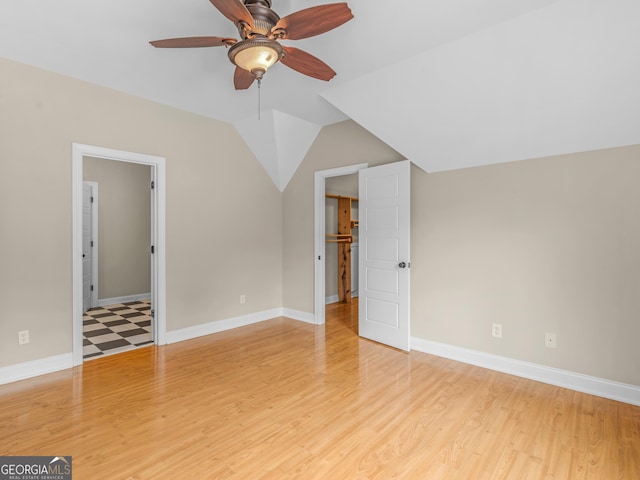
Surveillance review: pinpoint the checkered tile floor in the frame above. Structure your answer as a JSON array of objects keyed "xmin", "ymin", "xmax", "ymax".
[{"xmin": 83, "ymin": 300, "xmax": 153, "ymax": 359}]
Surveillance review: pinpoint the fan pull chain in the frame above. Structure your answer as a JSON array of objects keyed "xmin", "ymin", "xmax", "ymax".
[{"xmin": 257, "ymin": 79, "xmax": 261, "ymax": 120}]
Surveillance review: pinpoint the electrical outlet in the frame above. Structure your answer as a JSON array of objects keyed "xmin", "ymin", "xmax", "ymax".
[
  {"xmin": 545, "ymin": 332, "xmax": 557, "ymax": 349},
  {"xmin": 240, "ymin": 294, "xmax": 246, "ymax": 304},
  {"xmin": 18, "ymin": 330, "xmax": 30, "ymax": 345},
  {"xmin": 492, "ymin": 323, "xmax": 502, "ymax": 338}
]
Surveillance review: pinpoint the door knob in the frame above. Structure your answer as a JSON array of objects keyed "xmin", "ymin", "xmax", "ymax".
[{"xmin": 398, "ymin": 262, "xmax": 407, "ymax": 268}]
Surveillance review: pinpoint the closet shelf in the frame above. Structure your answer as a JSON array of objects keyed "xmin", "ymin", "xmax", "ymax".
[{"xmin": 326, "ymin": 233, "xmax": 353, "ymax": 244}]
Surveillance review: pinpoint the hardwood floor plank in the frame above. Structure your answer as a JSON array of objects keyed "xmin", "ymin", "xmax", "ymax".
[{"xmin": 1, "ymin": 305, "xmax": 639, "ymax": 479}]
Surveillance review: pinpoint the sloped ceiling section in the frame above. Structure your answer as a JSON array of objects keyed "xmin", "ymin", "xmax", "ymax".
[
  {"xmin": 321, "ymin": 0, "xmax": 640, "ymax": 173},
  {"xmin": 234, "ymin": 111, "xmax": 321, "ymax": 191}
]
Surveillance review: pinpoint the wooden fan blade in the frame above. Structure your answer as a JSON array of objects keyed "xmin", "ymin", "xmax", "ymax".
[
  {"xmin": 150, "ymin": 36, "xmax": 236, "ymax": 48},
  {"xmin": 274, "ymin": 3, "xmax": 353, "ymax": 40},
  {"xmin": 281, "ymin": 46, "xmax": 336, "ymax": 81},
  {"xmin": 209, "ymin": 0, "xmax": 254, "ymax": 28},
  {"xmin": 234, "ymin": 67, "xmax": 255, "ymax": 90}
]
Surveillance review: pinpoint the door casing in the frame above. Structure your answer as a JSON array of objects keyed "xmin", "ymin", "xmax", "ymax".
[
  {"xmin": 314, "ymin": 163, "xmax": 368, "ymax": 325},
  {"xmin": 72, "ymin": 143, "xmax": 166, "ymax": 365}
]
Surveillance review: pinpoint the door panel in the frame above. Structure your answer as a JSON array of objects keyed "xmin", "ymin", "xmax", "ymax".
[{"xmin": 359, "ymin": 161, "xmax": 410, "ymax": 351}]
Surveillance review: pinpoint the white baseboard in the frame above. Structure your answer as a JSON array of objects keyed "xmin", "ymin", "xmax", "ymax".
[
  {"xmin": 0, "ymin": 353, "xmax": 73, "ymax": 386},
  {"xmin": 325, "ymin": 295, "xmax": 339, "ymax": 305},
  {"xmin": 98, "ymin": 292, "xmax": 150, "ymax": 307},
  {"xmin": 411, "ymin": 337, "xmax": 640, "ymax": 407},
  {"xmin": 282, "ymin": 308, "xmax": 316, "ymax": 324},
  {"xmin": 325, "ymin": 294, "xmax": 358, "ymax": 305},
  {"xmin": 165, "ymin": 308, "xmax": 284, "ymax": 344}
]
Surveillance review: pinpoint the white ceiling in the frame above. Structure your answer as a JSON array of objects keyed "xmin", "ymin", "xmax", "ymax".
[{"xmin": 2, "ymin": 0, "xmax": 639, "ymax": 189}]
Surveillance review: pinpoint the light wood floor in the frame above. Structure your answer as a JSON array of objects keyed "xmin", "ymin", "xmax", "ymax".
[{"xmin": 1, "ymin": 302, "xmax": 639, "ymax": 479}]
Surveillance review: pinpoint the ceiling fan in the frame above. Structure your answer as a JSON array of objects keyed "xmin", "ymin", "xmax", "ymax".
[{"xmin": 150, "ymin": 0, "xmax": 354, "ymax": 90}]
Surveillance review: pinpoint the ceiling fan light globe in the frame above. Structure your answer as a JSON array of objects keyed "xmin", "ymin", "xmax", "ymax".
[{"xmin": 228, "ymin": 38, "xmax": 283, "ymax": 77}]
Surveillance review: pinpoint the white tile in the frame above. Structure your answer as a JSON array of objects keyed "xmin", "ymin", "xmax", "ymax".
[
  {"xmin": 87, "ymin": 333, "xmax": 123, "ymax": 344},
  {"xmin": 110, "ymin": 323, "xmax": 140, "ymax": 333},
  {"xmin": 127, "ymin": 333, "xmax": 153, "ymax": 345},
  {"xmin": 83, "ymin": 344, "xmax": 101, "ymax": 355},
  {"xmin": 84, "ymin": 322, "xmax": 111, "ymax": 332}
]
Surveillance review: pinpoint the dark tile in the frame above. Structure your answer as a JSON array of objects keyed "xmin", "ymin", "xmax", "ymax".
[
  {"xmin": 84, "ymin": 328, "xmax": 113, "ymax": 338},
  {"xmin": 83, "ymin": 319, "xmax": 100, "ymax": 326},
  {"xmin": 121, "ymin": 312, "xmax": 144, "ymax": 319},
  {"xmin": 103, "ymin": 319, "xmax": 131, "ymax": 327},
  {"xmin": 92, "ymin": 312, "xmax": 117, "ymax": 319},
  {"xmin": 134, "ymin": 340, "xmax": 154, "ymax": 347},
  {"xmin": 123, "ymin": 301, "xmax": 144, "ymax": 306},
  {"xmin": 136, "ymin": 306, "xmax": 151, "ymax": 311},
  {"xmin": 119, "ymin": 328, "xmax": 148, "ymax": 338},
  {"xmin": 84, "ymin": 352, "xmax": 104, "ymax": 359},
  {"xmin": 83, "ymin": 339, "xmax": 92, "ymax": 346},
  {"xmin": 95, "ymin": 339, "xmax": 131, "ymax": 351},
  {"xmin": 135, "ymin": 320, "xmax": 151, "ymax": 327},
  {"xmin": 109, "ymin": 306, "xmax": 130, "ymax": 312}
]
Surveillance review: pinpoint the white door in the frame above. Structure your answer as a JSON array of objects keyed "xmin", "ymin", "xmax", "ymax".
[
  {"xmin": 82, "ymin": 183, "xmax": 93, "ymax": 312},
  {"xmin": 358, "ymin": 161, "xmax": 411, "ymax": 351}
]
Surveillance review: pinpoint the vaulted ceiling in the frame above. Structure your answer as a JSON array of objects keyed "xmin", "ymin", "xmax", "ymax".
[{"xmin": 1, "ymin": 0, "xmax": 638, "ymax": 190}]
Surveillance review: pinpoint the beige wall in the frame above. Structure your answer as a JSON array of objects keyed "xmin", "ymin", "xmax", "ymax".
[
  {"xmin": 84, "ymin": 157, "xmax": 151, "ymax": 300},
  {"xmin": 411, "ymin": 147, "xmax": 640, "ymax": 385},
  {"xmin": 0, "ymin": 57, "xmax": 282, "ymax": 367},
  {"xmin": 2, "ymin": 56, "xmax": 638, "ymax": 389},
  {"xmin": 283, "ymin": 121, "xmax": 640, "ymax": 387}
]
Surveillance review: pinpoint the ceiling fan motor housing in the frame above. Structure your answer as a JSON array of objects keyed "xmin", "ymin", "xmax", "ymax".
[{"xmin": 242, "ymin": 0, "xmax": 280, "ymax": 38}]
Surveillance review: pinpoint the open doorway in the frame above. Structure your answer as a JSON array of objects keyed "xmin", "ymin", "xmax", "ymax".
[
  {"xmin": 315, "ymin": 161, "xmax": 412, "ymax": 350},
  {"xmin": 82, "ymin": 157, "xmax": 153, "ymax": 359},
  {"xmin": 313, "ymin": 163, "xmax": 367, "ymax": 326},
  {"xmin": 325, "ymin": 174, "xmax": 359, "ymax": 333},
  {"xmin": 72, "ymin": 144, "xmax": 166, "ymax": 366}
]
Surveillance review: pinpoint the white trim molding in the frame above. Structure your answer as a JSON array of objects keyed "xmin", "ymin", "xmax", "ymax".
[
  {"xmin": 314, "ymin": 163, "xmax": 368, "ymax": 326},
  {"xmin": 72, "ymin": 143, "xmax": 167, "ymax": 365},
  {"xmin": 166, "ymin": 309, "xmax": 284, "ymax": 344},
  {"xmin": 282, "ymin": 308, "xmax": 316, "ymax": 324},
  {"xmin": 325, "ymin": 295, "xmax": 340, "ymax": 305},
  {"xmin": 411, "ymin": 337, "xmax": 640, "ymax": 407},
  {"xmin": 0, "ymin": 354, "xmax": 73, "ymax": 386},
  {"xmin": 98, "ymin": 293, "xmax": 151, "ymax": 307}
]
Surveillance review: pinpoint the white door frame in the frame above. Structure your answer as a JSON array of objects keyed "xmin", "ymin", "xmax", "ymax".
[
  {"xmin": 314, "ymin": 163, "xmax": 368, "ymax": 325},
  {"xmin": 72, "ymin": 143, "xmax": 167, "ymax": 365},
  {"xmin": 83, "ymin": 181, "xmax": 99, "ymax": 309}
]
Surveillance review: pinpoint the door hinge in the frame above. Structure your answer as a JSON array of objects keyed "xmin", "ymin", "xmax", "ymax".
[
  {"xmin": 150, "ymin": 309, "xmax": 155, "ymax": 319},
  {"xmin": 90, "ymin": 285, "xmax": 94, "ymax": 291},
  {"xmin": 90, "ymin": 240, "xmax": 94, "ymax": 247},
  {"xmin": 151, "ymin": 180, "xmax": 155, "ymax": 190},
  {"xmin": 90, "ymin": 196, "xmax": 94, "ymax": 203},
  {"xmin": 151, "ymin": 245, "xmax": 155, "ymax": 254}
]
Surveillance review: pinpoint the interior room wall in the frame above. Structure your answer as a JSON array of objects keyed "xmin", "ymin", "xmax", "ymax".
[
  {"xmin": 411, "ymin": 145, "xmax": 640, "ymax": 386},
  {"xmin": 83, "ymin": 157, "xmax": 151, "ymax": 301},
  {"xmin": 0, "ymin": 57, "xmax": 282, "ymax": 368},
  {"xmin": 283, "ymin": 120, "xmax": 640, "ymax": 387}
]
